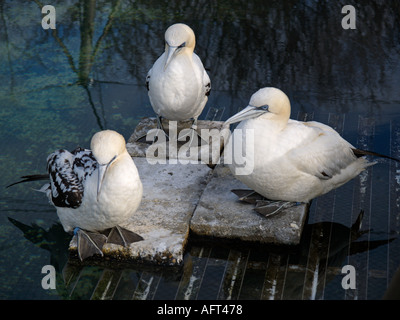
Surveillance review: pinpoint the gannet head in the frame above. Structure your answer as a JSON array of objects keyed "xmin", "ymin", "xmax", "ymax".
[
  {"xmin": 90, "ymin": 130, "xmax": 126, "ymax": 199},
  {"xmin": 225, "ymin": 87, "xmax": 291, "ymax": 125},
  {"xmin": 163, "ymin": 23, "xmax": 196, "ymax": 70}
]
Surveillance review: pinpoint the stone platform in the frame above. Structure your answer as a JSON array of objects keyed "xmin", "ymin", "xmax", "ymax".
[
  {"xmin": 69, "ymin": 117, "xmax": 310, "ymax": 266},
  {"xmin": 190, "ymin": 163, "xmax": 309, "ymax": 245}
]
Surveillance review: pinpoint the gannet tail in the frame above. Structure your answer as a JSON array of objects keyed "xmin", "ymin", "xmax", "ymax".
[
  {"xmin": 6, "ymin": 174, "xmax": 49, "ymax": 188},
  {"xmin": 352, "ymin": 148, "xmax": 400, "ymax": 163}
]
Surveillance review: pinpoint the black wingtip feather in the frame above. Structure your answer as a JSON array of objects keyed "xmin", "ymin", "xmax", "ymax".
[
  {"xmin": 352, "ymin": 148, "xmax": 400, "ymax": 163},
  {"xmin": 6, "ymin": 174, "xmax": 49, "ymax": 188}
]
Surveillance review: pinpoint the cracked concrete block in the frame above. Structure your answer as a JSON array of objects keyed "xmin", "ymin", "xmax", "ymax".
[
  {"xmin": 190, "ymin": 164, "xmax": 310, "ymax": 245},
  {"xmin": 69, "ymin": 147, "xmax": 212, "ymax": 266}
]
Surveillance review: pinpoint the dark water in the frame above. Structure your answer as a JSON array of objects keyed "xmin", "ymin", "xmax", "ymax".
[{"xmin": 1, "ymin": 0, "xmax": 400, "ymax": 299}]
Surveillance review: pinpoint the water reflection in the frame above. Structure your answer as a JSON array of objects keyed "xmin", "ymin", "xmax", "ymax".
[
  {"xmin": 287, "ymin": 210, "xmax": 396, "ymax": 299},
  {"xmin": 7, "ymin": 0, "xmax": 398, "ymax": 111},
  {"xmin": 7, "ymin": 209, "xmax": 395, "ymax": 300},
  {"xmin": 1, "ymin": 0, "xmax": 400, "ymax": 299}
]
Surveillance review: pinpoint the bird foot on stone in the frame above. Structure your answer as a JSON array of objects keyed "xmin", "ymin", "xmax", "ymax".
[
  {"xmin": 74, "ymin": 228, "xmax": 107, "ymax": 261},
  {"xmin": 105, "ymin": 225, "xmax": 144, "ymax": 247},
  {"xmin": 73, "ymin": 226, "xmax": 143, "ymax": 261},
  {"xmin": 231, "ymin": 189, "xmax": 302, "ymax": 218},
  {"xmin": 254, "ymin": 200, "xmax": 300, "ymax": 218},
  {"xmin": 178, "ymin": 127, "xmax": 209, "ymax": 148},
  {"xmin": 135, "ymin": 127, "xmax": 169, "ymax": 144},
  {"xmin": 231, "ymin": 189, "xmax": 265, "ymax": 204}
]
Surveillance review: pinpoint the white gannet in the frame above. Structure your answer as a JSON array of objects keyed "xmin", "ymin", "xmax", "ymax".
[
  {"xmin": 146, "ymin": 23, "xmax": 211, "ymax": 140},
  {"xmin": 8, "ymin": 130, "xmax": 143, "ymax": 260},
  {"xmin": 225, "ymin": 87, "xmax": 398, "ymax": 216}
]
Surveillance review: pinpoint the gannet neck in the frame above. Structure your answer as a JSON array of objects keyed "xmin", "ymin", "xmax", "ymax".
[
  {"xmin": 90, "ymin": 130, "xmax": 128, "ymax": 198},
  {"xmin": 100, "ymin": 150, "xmax": 133, "ymax": 184}
]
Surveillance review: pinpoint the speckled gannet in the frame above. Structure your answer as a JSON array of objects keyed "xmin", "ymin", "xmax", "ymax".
[
  {"xmin": 225, "ymin": 87, "xmax": 398, "ymax": 216},
  {"xmin": 8, "ymin": 130, "xmax": 143, "ymax": 260},
  {"xmin": 146, "ymin": 23, "xmax": 211, "ymax": 139}
]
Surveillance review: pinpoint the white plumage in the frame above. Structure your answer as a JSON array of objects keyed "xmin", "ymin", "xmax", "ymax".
[
  {"xmin": 225, "ymin": 87, "xmax": 376, "ymax": 204},
  {"xmin": 9, "ymin": 130, "xmax": 144, "ymax": 259},
  {"xmin": 43, "ymin": 130, "xmax": 143, "ymax": 233},
  {"xmin": 146, "ymin": 23, "xmax": 210, "ymax": 126}
]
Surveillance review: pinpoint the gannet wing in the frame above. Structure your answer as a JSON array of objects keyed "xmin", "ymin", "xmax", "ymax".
[
  {"xmin": 146, "ymin": 68, "xmax": 152, "ymax": 91},
  {"xmin": 193, "ymin": 54, "xmax": 211, "ymax": 97},
  {"xmin": 203, "ymin": 68, "xmax": 211, "ymax": 97},
  {"xmin": 286, "ymin": 122, "xmax": 358, "ymax": 180},
  {"xmin": 71, "ymin": 147, "xmax": 98, "ymax": 181},
  {"xmin": 46, "ymin": 148, "xmax": 97, "ymax": 208},
  {"xmin": 6, "ymin": 174, "xmax": 49, "ymax": 188}
]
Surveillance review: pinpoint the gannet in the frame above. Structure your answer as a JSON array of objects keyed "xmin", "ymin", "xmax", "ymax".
[
  {"xmin": 146, "ymin": 23, "xmax": 211, "ymax": 140},
  {"xmin": 225, "ymin": 87, "xmax": 398, "ymax": 216},
  {"xmin": 8, "ymin": 130, "xmax": 143, "ymax": 260}
]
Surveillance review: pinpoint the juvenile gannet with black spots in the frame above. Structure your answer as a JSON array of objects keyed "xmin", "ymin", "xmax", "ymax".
[
  {"xmin": 146, "ymin": 23, "xmax": 211, "ymax": 140},
  {"xmin": 8, "ymin": 130, "xmax": 143, "ymax": 260},
  {"xmin": 225, "ymin": 87, "xmax": 399, "ymax": 216}
]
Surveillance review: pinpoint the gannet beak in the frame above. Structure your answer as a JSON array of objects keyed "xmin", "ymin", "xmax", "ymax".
[
  {"xmin": 97, "ymin": 155, "xmax": 117, "ymax": 200},
  {"xmin": 164, "ymin": 46, "xmax": 177, "ymax": 70},
  {"xmin": 225, "ymin": 105, "xmax": 269, "ymax": 125},
  {"xmin": 97, "ymin": 164, "xmax": 107, "ymax": 200}
]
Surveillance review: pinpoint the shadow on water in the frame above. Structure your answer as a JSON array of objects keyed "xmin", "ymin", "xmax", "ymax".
[
  {"xmin": 7, "ymin": 209, "xmax": 396, "ymax": 300},
  {"xmin": 1, "ymin": 0, "xmax": 400, "ymax": 299}
]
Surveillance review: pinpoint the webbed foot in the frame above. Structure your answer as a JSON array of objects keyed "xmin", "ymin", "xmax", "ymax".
[
  {"xmin": 134, "ymin": 116, "xmax": 169, "ymax": 144},
  {"xmin": 254, "ymin": 200, "xmax": 301, "ymax": 218},
  {"xmin": 231, "ymin": 189, "xmax": 302, "ymax": 218},
  {"xmin": 74, "ymin": 228, "xmax": 107, "ymax": 261},
  {"xmin": 106, "ymin": 225, "xmax": 143, "ymax": 247},
  {"xmin": 231, "ymin": 189, "xmax": 265, "ymax": 204}
]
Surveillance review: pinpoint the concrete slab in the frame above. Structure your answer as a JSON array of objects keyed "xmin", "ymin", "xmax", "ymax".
[
  {"xmin": 69, "ymin": 117, "xmax": 224, "ymax": 266},
  {"xmin": 116, "ymin": 157, "xmax": 212, "ymax": 265},
  {"xmin": 69, "ymin": 117, "xmax": 309, "ymax": 265},
  {"xmin": 70, "ymin": 157, "xmax": 212, "ymax": 266},
  {"xmin": 190, "ymin": 163, "xmax": 310, "ymax": 245}
]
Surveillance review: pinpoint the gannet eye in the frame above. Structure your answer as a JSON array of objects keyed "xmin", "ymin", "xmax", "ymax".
[
  {"xmin": 177, "ymin": 42, "xmax": 186, "ymax": 49},
  {"xmin": 259, "ymin": 104, "xmax": 269, "ymax": 111}
]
